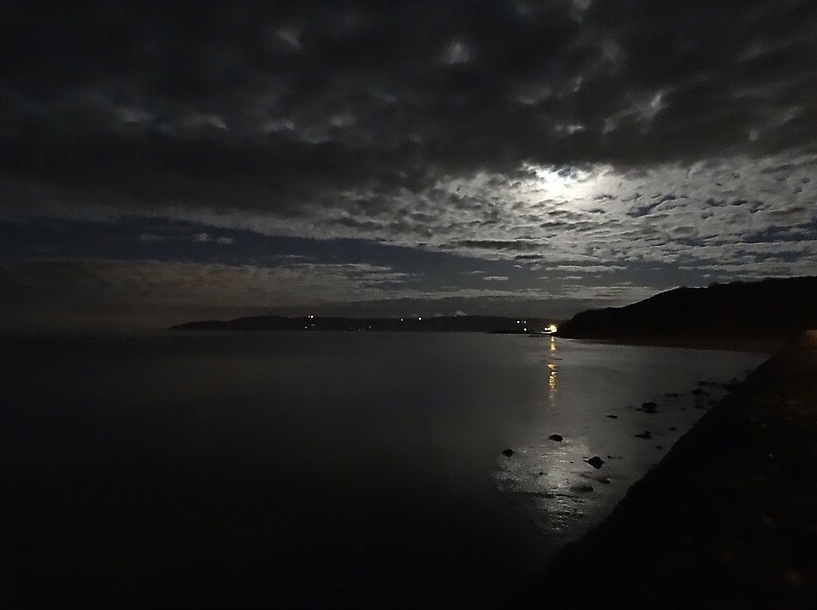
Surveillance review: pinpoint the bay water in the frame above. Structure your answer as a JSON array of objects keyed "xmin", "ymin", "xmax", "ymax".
[{"xmin": 0, "ymin": 332, "xmax": 766, "ymax": 608}]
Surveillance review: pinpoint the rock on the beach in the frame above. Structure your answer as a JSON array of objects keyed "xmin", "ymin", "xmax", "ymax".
[
  {"xmin": 549, "ymin": 434, "xmax": 564, "ymax": 442},
  {"xmin": 501, "ymin": 448, "xmax": 515, "ymax": 457},
  {"xmin": 587, "ymin": 456, "xmax": 605, "ymax": 469},
  {"xmin": 640, "ymin": 401, "xmax": 659, "ymax": 414},
  {"xmin": 635, "ymin": 431, "xmax": 653, "ymax": 440}
]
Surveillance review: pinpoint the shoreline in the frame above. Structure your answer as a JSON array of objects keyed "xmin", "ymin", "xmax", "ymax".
[
  {"xmin": 539, "ymin": 331, "xmax": 817, "ymax": 608},
  {"xmin": 556, "ymin": 334, "xmax": 788, "ymax": 354}
]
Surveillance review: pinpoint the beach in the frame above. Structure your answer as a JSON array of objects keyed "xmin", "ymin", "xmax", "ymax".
[{"xmin": 540, "ymin": 331, "xmax": 817, "ymax": 609}]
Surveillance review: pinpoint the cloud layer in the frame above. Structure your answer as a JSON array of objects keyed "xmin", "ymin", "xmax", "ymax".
[{"xmin": 2, "ymin": 1, "xmax": 816, "ymax": 324}]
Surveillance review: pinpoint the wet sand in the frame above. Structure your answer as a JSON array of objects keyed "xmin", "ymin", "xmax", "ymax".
[{"xmin": 540, "ymin": 331, "xmax": 817, "ymax": 609}]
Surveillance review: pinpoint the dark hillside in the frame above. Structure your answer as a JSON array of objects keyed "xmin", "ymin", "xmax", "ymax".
[{"xmin": 557, "ymin": 276, "xmax": 817, "ymax": 345}]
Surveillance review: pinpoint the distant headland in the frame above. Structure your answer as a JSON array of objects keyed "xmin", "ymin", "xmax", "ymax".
[
  {"xmin": 170, "ymin": 276, "xmax": 817, "ymax": 348},
  {"xmin": 170, "ymin": 315, "xmax": 559, "ymax": 334},
  {"xmin": 556, "ymin": 275, "xmax": 817, "ymax": 351}
]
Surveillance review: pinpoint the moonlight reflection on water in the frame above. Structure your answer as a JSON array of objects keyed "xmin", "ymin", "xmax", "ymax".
[
  {"xmin": 494, "ymin": 335, "xmax": 764, "ymax": 549},
  {"xmin": 0, "ymin": 332, "xmax": 765, "ymax": 607}
]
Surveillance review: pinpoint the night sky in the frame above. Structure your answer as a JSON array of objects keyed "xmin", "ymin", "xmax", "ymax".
[{"xmin": 2, "ymin": 0, "xmax": 816, "ymax": 329}]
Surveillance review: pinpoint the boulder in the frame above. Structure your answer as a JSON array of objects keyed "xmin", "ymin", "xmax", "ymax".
[{"xmin": 640, "ymin": 401, "xmax": 659, "ymax": 414}]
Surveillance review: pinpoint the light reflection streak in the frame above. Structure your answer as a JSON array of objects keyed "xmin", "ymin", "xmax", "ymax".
[
  {"xmin": 493, "ymin": 436, "xmax": 600, "ymax": 537},
  {"xmin": 547, "ymin": 337, "xmax": 558, "ymax": 403},
  {"xmin": 548, "ymin": 363, "xmax": 557, "ymax": 399}
]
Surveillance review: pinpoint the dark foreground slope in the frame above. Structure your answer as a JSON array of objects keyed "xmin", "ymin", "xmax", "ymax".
[
  {"xmin": 541, "ymin": 332, "xmax": 817, "ymax": 609},
  {"xmin": 557, "ymin": 276, "xmax": 817, "ymax": 349}
]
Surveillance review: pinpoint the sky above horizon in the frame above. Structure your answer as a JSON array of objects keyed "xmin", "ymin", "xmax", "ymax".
[{"xmin": 2, "ymin": 0, "xmax": 816, "ymax": 329}]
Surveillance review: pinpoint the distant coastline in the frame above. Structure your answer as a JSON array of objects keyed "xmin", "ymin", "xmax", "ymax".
[
  {"xmin": 170, "ymin": 315, "xmax": 559, "ymax": 334},
  {"xmin": 170, "ymin": 276, "xmax": 817, "ymax": 352}
]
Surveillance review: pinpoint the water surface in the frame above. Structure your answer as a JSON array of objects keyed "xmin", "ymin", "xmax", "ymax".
[{"xmin": 0, "ymin": 332, "xmax": 765, "ymax": 608}]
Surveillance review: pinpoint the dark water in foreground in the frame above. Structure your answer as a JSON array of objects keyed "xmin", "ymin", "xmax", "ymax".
[{"xmin": 0, "ymin": 332, "xmax": 765, "ymax": 608}]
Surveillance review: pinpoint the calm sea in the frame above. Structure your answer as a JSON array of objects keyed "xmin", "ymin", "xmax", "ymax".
[{"xmin": 0, "ymin": 332, "xmax": 766, "ymax": 608}]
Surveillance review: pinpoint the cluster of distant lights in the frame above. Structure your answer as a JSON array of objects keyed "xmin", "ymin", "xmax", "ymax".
[{"xmin": 517, "ymin": 320, "xmax": 559, "ymax": 334}]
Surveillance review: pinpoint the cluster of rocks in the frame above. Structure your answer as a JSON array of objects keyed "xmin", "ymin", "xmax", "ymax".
[
  {"xmin": 501, "ymin": 377, "xmax": 740, "ymax": 494},
  {"xmin": 630, "ymin": 378, "xmax": 733, "ymax": 442}
]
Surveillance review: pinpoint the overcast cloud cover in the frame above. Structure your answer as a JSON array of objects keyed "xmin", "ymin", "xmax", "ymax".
[{"xmin": 2, "ymin": 0, "xmax": 816, "ymax": 328}]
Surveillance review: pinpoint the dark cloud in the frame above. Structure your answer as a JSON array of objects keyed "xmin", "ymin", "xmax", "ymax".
[{"xmin": 5, "ymin": 1, "xmax": 816, "ymax": 192}]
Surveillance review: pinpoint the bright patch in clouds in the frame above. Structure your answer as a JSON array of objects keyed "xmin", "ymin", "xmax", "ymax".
[{"xmin": 521, "ymin": 163, "xmax": 599, "ymax": 204}]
